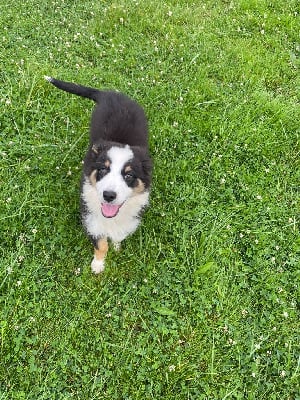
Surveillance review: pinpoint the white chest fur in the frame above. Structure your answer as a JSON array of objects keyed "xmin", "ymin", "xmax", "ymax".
[{"xmin": 81, "ymin": 178, "xmax": 149, "ymax": 243}]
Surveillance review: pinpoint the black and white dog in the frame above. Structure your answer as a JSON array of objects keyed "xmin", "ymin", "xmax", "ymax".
[{"xmin": 45, "ymin": 77, "xmax": 152, "ymax": 273}]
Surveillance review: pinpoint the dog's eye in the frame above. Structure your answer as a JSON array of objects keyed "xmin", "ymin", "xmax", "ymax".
[
  {"xmin": 124, "ymin": 172, "xmax": 135, "ymax": 182},
  {"xmin": 97, "ymin": 166, "xmax": 109, "ymax": 178}
]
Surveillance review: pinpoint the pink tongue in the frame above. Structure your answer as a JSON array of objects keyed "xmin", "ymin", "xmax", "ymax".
[{"xmin": 101, "ymin": 203, "xmax": 121, "ymax": 218}]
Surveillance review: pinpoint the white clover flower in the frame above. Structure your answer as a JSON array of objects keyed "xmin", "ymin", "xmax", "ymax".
[{"xmin": 228, "ymin": 338, "xmax": 237, "ymax": 345}]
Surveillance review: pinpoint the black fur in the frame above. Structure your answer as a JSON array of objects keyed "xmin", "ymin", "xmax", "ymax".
[
  {"xmin": 46, "ymin": 77, "xmax": 149, "ymax": 147},
  {"xmin": 46, "ymin": 76, "xmax": 152, "ymax": 188}
]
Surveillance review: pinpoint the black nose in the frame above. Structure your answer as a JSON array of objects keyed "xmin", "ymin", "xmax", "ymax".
[{"xmin": 103, "ymin": 190, "xmax": 117, "ymax": 203}]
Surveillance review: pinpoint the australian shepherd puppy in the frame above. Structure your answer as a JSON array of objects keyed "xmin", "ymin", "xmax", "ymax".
[{"xmin": 45, "ymin": 77, "xmax": 152, "ymax": 273}]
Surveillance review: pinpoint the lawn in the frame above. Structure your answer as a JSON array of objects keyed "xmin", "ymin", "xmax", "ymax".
[{"xmin": 0, "ymin": 0, "xmax": 299, "ymax": 398}]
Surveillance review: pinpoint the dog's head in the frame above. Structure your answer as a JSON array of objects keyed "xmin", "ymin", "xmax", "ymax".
[{"xmin": 84, "ymin": 142, "xmax": 152, "ymax": 218}]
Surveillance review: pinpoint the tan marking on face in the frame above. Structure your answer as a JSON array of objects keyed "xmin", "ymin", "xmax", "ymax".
[
  {"xmin": 133, "ymin": 178, "xmax": 145, "ymax": 194},
  {"xmin": 125, "ymin": 165, "xmax": 132, "ymax": 173},
  {"xmin": 94, "ymin": 238, "xmax": 108, "ymax": 262},
  {"xmin": 89, "ymin": 170, "xmax": 97, "ymax": 186},
  {"xmin": 105, "ymin": 160, "xmax": 110, "ymax": 168}
]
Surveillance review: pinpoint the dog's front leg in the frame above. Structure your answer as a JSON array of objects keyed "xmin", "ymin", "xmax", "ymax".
[{"xmin": 91, "ymin": 238, "xmax": 108, "ymax": 274}]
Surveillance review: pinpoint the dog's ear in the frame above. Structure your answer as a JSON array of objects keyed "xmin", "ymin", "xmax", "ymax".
[
  {"xmin": 141, "ymin": 154, "xmax": 152, "ymax": 188},
  {"xmin": 132, "ymin": 146, "xmax": 152, "ymax": 188},
  {"xmin": 84, "ymin": 142, "xmax": 107, "ymax": 176}
]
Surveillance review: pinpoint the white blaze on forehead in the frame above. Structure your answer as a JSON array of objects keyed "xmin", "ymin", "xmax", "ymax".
[
  {"xmin": 95, "ymin": 145, "xmax": 134, "ymax": 210},
  {"xmin": 107, "ymin": 145, "xmax": 133, "ymax": 171}
]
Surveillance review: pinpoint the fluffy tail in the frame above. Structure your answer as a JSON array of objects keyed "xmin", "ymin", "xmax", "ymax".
[{"xmin": 44, "ymin": 76, "xmax": 101, "ymax": 102}]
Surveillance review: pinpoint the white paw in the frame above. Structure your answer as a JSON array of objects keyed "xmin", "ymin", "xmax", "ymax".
[{"xmin": 91, "ymin": 258, "xmax": 105, "ymax": 274}]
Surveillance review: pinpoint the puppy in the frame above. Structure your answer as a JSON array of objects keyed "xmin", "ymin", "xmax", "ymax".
[{"xmin": 45, "ymin": 77, "xmax": 152, "ymax": 273}]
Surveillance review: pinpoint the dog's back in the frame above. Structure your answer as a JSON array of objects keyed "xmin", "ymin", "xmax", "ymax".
[
  {"xmin": 45, "ymin": 76, "xmax": 148, "ymax": 147},
  {"xmin": 90, "ymin": 91, "xmax": 148, "ymax": 147}
]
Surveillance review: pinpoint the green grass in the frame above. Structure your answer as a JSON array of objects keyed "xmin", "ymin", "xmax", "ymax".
[{"xmin": 0, "ymin": 0, "xmax": 299, "ymax": 398}]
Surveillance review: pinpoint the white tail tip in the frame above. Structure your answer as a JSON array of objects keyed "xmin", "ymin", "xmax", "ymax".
[{"xmin": 44, "ymin": 75, "xmax": 53, "ymax": 82}]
